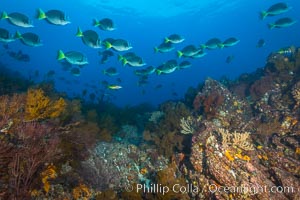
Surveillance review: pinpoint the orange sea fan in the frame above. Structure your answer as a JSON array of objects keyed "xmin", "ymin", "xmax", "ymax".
[{"xmin": 25, "ymin": 88, "xmax": 66, "ymax": 121}]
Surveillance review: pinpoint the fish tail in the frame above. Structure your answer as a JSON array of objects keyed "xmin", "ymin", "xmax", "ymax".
[
  {"xmin": 37, "ymin": 8, "xmax": 46, "ymax": 19},
  {"xmin": 117, "ymin": 54, "xmax": 123, "ymax": 61},
  {"xmin": 103, "ymin": 41, "xmax": 112, "ymax": 49},
  {"xmin": 14, "ymin": 31, "xmax": 22, "ymax": 39},
  {"xmin": 121, "ymin": 58, "xmax": 127, "ymax": 66},
  {"xmin": 177, "ymin": 51, "xmax": 183, "ymax": 58},
  {"xmin": 102, "ymin": 70, "xmax": 106, "ymax": 75},
  {"xmin": 76, "ymin": 27, "xmax": 83, "ymax": 37},
  {"xmin": 218, "ymin": 43, "xmax": 225, "ymax": 49},
  {"xmin": 57, "ymin": 50, "xmax": 65, "ymax": 60},
  {"xmin": 259, "ymin": 11, "xmax": 267, "ymax": 20},
  {"xmin": 156, "ymin": 69, "xmax": 162, "ymax": 75},
  {"xmin": 277, "ymin": 49, "xmax": 284, "ymax": 54},
  {"xmin": 268, "ymin": 23, "xmax": 275, "ymax": 29},
  {"xmin": 154, "ymin": 47, "xmax": 159, "ymax": 53},
  {"xmin": 164, "ymin": 37, "xmax": 170, "ymax": 43},
  {"xmin": 1, "ymin": 11, "xmax": 8, "ymax": 19},
  {"xmin": 200, "ymin": 44, "xmax": 206, "ymax": 49},
  {"xmin": 92, "ymin": 19, "xmax": 100, "ymax": 27}
]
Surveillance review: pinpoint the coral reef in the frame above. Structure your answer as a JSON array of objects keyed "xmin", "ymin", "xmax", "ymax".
[{"xmin": 1, "ymin": 46, "xmax": 300, "ymax": 199}]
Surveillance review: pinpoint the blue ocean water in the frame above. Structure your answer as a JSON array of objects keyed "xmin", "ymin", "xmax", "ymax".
[{"xmin": 1, "ymin": 0, "xmax": 299, "ymax": 107}]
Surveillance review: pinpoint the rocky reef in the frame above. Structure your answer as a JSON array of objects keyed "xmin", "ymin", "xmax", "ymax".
[
  {"xmin": 0, "ymin": 46, "xmax": 300, "ymax": 199},
  {"xmin": 185, "ymin": 46, "xmax": 300, "ymax": 200}
]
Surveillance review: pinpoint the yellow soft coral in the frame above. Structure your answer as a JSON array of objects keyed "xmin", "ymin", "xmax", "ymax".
[
  {"xmin": 296, "ymin": 147, "xmax": 300, "ymax": 155},
  {"xmin": 235, "ymin": 153, "xmax": 251, "ymax": 162},
  {"xmin": 49, "ymin": 98, "xmax": 66, "ymax": 118},
  {"xmin": 72, "ymin": 183, "xmax": 91, "ymax": 200},
  {"xmin": 25, "ymin": 88, "xmax": 66, "ymax": 121},
  {"xmin": 41, "ymin": 164, "xmax": 57, "ymax": 193},
  {"xmin": 225, "ymin": 150, "xmax": 235, "ymax": 161}
]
